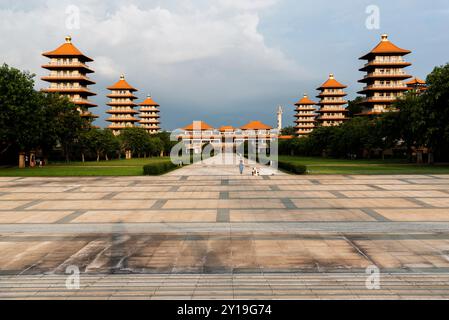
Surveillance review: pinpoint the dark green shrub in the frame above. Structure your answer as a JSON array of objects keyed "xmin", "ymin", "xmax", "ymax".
[
  {"xmin": 143, "ymin": 161, "xmax": 177, "ymax": 175},
  {"xmin": 278, "ymin": 161, "xmax": 307, "ymax": 175}
]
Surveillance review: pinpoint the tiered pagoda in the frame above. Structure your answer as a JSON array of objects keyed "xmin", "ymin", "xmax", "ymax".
[
  {"xmin": 41, "ymin": 36, "xmax": 97, "ymax": 119},
  {"xmin": 138, "ymin": 95, "xmax": 161, "ymax": 134},
  {"xmin": 106, "ymin": 75, "xmax": 139, "ymax": 135},
  {"xmin": 316, "ymin": 74, "xmax": 348, "ymax": 126},
  {"xmin": 406, "ymin": 77, "xmax": 427, "ymax": 93},
  {"xmin": 358, "ymin": 34, "xmax": 412, "ymax": 115},
  {"xmin": 294, "ymin": 94, "xmax": 317, "ymax": 136}
]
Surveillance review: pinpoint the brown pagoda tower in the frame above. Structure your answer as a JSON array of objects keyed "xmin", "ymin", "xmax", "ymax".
[
  {"xmin": 41, "ymin": 36, "xmax": 97, "ymax": 119},
  {"xmin": 316, "ymin": 74, "xmax": 348, "ymax": 126},
  {"xmin": 294, "ymin": 94, "xmax": 317, "ymax": 137},
  {"xmin": 139, "ymin": 95, "xmax": 161, "ymax": 134},
  {"xmin": 406, "ymin": 77, "xmax": 427, "ymax": 93},
  {"xmin": 358, "ymin": 34, "xmax": 412, "ymax": 115},
  {"xmin": 106, "ymin": 75, "xmax": 139, "ymax": 136}
]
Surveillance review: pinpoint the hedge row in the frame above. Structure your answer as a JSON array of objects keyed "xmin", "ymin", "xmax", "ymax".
[
  {"xmin": 277, "ymin": 161, "xmax": 307, "ymax": 175},
  {"xmin": 143, "ymin": 161, "xmax": 178, "ymax": 175}
]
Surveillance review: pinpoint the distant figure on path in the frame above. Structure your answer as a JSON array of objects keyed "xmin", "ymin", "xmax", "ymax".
[{"xmin": 239, "ymin": 160, "xmax": 244, "ymax": 175}]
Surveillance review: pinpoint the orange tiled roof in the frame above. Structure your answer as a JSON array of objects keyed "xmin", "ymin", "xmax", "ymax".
[
  {"xmin": 279, "ymin": 135, "xmax": 294, "ymax": 140},
  {"xmin": 139, "ymin": 95, "xmax": 160, "ymax": 106},
  {"xmin": 183, "ymin": 121, "xmax": 214, "ymax": 131},
  {"xmin": 42, "ymin": 36, "xmax": 93, "ymax": 62},
  {"xmin": 107, "ymin": 75, "xmax": 138, "ymax": 91},
  {"xmin": 406, "ymin": 77, "xmax": 426, "ymax": 85},
  {"xmin": 241, "ymin": 121, "xmax": 272, "ymax": 130},
  {"xmin": 219, "ymin": 126, "xmax": 235, "ymax": 132},
  {"xmin": 295, "ymin": 94, "xmax": 316, "ymax": 105},
  {"xmin": 360, "ymin": 34, "xmax": 411, "ymax": 60},
  {"xmin": 318, "ymin": 74, "xmax": 347, "ymax": 89}
]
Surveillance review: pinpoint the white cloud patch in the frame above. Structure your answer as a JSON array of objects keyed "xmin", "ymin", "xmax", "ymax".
[{"xmin": 0, "ymin": 0, "xmax": 304, "ymax": 128}]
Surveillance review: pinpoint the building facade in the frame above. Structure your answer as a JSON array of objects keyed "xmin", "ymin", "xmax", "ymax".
[
  {"xmin": 316, "ymin": 74, "xmax": 348, "ymax": 126},
  {"xmin": 178, "ymin": 121, "xmax": 278, "ymax": 154},
  {"xmin": 406, "ymin": 77, "xmax": 427, "ymax": 93},
  {"xmin": 139, "ymin": 95, "xmax": 161, "ymax": 134},
  {"xmin": 358, "ymin": 34, "xmax": 412, "ymax": 115},
  {"xmin": 41, "ymin": 36, "xmax": 97, "ymax": 119},
  {"xmin": 106, "ymin": 75, "xmax": 139, "ymax": 136},
  {"xmin": 294, "ymin": 94, "xmax": 317, "ymax": 136}
]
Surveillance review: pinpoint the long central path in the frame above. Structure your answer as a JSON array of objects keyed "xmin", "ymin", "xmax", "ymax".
[
  {"xmin": 167, "ymin": 153, "xmax": 285, "ymax": 176},
  {"xmin": 1, "ymin": 165, "xmax": 449, "ymax": 299}
]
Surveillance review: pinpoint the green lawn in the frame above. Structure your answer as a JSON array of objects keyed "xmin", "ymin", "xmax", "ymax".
[
  {"xmin": 0, "ymin": 158, "xmax": 172, "ymax": 177},
  {"xmin": 279, "ymin": 156, "xmax": 449, "ymax": 175}
]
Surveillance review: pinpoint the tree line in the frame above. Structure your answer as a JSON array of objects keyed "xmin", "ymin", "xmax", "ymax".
[
  {"xmin": 0, "ymin": 64, "xmax": 174, "ymax": 165},
  {"xmin": 280, "ymin": 63, "xmax": 449, "ymax": 163}
]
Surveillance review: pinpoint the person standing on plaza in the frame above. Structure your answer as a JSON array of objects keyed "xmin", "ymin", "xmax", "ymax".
[{"xmin": 239, "ymin": 160, "xmax": 245, "ymax": 175}]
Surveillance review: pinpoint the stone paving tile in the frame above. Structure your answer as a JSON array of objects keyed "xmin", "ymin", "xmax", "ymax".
[
  {"xmin": 374, "ymin": 209, "xmax": 449, "ymax": 222},
  {"xmin": 26, "ymin": 200, "xmax": 158, "ymax": 210},
  {"xmin": 318, "ymin": 180, "xmax": 409, "ymax": 185},
  {"xmin": 0, "ymin": 201, "xmax": 30, "ymax": 210},
  {"xmin": 417, "ymin": 198, "xmax": 449, "ymax": 208},
  {"xmin": 230, "ymin": 209, "xmax": 376, "ymax": 222},
  {"xmin": 375, "ymin": 184, "xmax": 449, "ymax": 191},
  {"xmin": 278, "ymin": 185, "xmax": 376, "ymax": 191},
  {"xmin": 0, "ymin": 186, "xmax": 76, "ymax": 193},
  {"xmin": 79, "ymin": 186, "xmax": 174, "ymax": 192},
  {"xmin": 408, "ymin": 179, "xmax": 449, "ymax": 185},
  {"xmin": 72, "ymin": 210, "xmax": 218, "ymax": 223},
  {"xmin": 0, "ymin": 211, "xmax": 73, "ymax": 224},
  {"xmin": 340, "ymin": 190, "xmax": 448, "ymax": 198},
  {"xmin": 229, "ymin": 191, "xmax": 337, "ymax": 199},
  {"xmin": 112, "ymin": 192, "xmax": 220, "ymax": 200},
  {"xmin": 163, "ymin": 199, "xmax": 285, "ymax": 209},
  {"xmin": 291, "ymin": 198, "xmax": 421, "ymax": 209},
  {"xmin": 0, "ymin": 192, "xmax": 109, "ymax": 200}
]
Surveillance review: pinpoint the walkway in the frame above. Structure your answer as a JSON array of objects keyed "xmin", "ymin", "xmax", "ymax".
[{"xmin": 167, "ymin": 153, "xmax": 285, "ymax": 176}]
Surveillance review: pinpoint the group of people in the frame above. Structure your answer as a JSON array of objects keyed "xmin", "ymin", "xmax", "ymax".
[
  {"xmin": 24, "ymin": 155, "xmax": 45, "ymax": 168},
  {"xmin": 238, "ymin": 159, "xmax": 261, "ymax": 176}
]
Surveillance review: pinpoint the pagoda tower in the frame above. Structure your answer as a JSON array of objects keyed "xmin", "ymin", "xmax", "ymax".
[
  {"xmin": 358, "ymin": 34, "xmax": 412, "ymax": 115},
  {"xmin": 316, "ymin": 74, "xmax": 348, "ymax": 127},
  {"xmin": 139, "ymin": 95, "xmax": 161, "ymax": 134},
  {"xmin": 106, "ymin": 75, "xmax": 139, "ymax": 136},
  {"xmin": 406, "ymin": 77, "xmax": 427, "ymax": 93},
  {"xmin": 41, "ymin": 36, "xmax": 97, "ymax": 119},
  {"xmin": 294, "ymin": 94, "xmax": 317, "ymax": 137}
]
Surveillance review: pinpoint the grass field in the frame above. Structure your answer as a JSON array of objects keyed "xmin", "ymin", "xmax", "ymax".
[
  {"xmin": 0, "ymin": 158, "xmax": 172, "ymax": 177},
  {"xmin": 279, "ymin": 156, "xmax": 449, "ymax": 175},
  {"xmin": 1, "ymin": 156, "xmax": 449, "ymax": 176}
]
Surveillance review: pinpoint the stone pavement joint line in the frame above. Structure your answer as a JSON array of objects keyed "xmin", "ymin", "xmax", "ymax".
[{"xmin": 361, "ymin": 208, "xmax": 391, "ymax": 222}]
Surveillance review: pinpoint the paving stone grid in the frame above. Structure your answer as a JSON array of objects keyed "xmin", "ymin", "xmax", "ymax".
[{"xmin": 1, "ymin": 166, "xmax": 449, "ymax": 299}]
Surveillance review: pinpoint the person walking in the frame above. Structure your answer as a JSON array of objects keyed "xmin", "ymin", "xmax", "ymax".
[{"xmin": 239, "ymin": 160, "xmax": 245, "ymax": 175}]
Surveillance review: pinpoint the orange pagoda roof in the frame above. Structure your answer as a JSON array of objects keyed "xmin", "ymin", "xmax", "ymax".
[
  {"xmin": 139, "ymin": 95, "xmax": 160, "ymax": 106},
  {"xmin": 360, "ymin": 34, "xmax": 411, "ymax": 60},
  {"xmin": 317, "ymin": 74, "xmax": 347, "ymax": 89},
  {"xmin": 295, "ymin": 94, "xmax": 316, "ymax": 105},
  {"xmin": 42, "ymin": 36, "xmax": 93, "ymax": 62},
  {"xmin": 183, "ymin": 121, "xmax": 214, "ymax": 131},
  {"xmin": 406, "ymin": 77, "xmax": 426, "ymax": 85},
  {"xmin": 219, "ymin": 126, "xmax": 235, "ymax": 132},
  {"xmin": 241, "ymin": 121, "xmax": 272, "ymax": 130},
  {"xmin": 107, "ymin": 75, "xmax": 138, "ymax": 91}
]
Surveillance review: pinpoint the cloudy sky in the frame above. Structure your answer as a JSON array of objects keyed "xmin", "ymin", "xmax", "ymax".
[{"xmin": 1, "ymin": 0, "xmax": 448, "ymax": 130}]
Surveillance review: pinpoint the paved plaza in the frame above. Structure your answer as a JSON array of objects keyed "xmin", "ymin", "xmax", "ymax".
[{"xmin": 1, "ymin": 156, "xmax": 449, "ymax": 299}]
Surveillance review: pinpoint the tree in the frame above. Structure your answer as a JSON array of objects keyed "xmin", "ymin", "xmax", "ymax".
[
  {"xmin": 280, "ymin": 126, "xmax": 297, "ymax": 136},
  {"xmin": 347, "ymin": 97, "xmax": 365, "ymax": 118},
  {"xmin": 421, "ymin": 64, "xmax": 449, "ymax": 162},
  {"xmin": 121, "ymin": 127, "xmax": 150, "ymax": 158},
  {"xmin": 0, "ymin": 64, "xmax": 40, "ymax": 164},
  {"xmin": 39, "ymin": 93, "xmax": 86, "ymax": 162}
]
